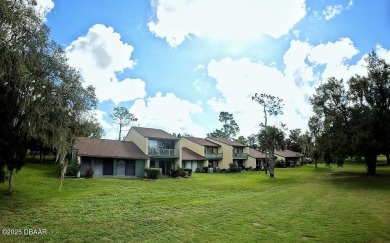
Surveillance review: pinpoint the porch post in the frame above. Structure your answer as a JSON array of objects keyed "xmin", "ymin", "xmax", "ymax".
[
  {"xmin": 76, "ymin": 156, "xmax": 81, "ymax": 178},
  {"xmin": 113, "ymin": 159, "xmax": 117, "ymax": 176}
]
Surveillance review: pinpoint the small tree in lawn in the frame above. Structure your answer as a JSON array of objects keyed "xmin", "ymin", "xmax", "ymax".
[
  {"xmin": 110, "ymin": 107, "xmax": 137, "ymax": 141},
  {"xmin": 252, "ymin": 93, "xmax": 285, "ymax": 177}
]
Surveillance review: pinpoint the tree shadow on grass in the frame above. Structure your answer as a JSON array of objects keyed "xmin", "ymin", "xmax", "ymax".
[{"xmin": 325, "ymin": 170, "xmax": 390, "ymax": 191}]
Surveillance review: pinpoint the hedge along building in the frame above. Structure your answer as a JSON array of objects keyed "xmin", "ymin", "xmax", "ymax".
[
  {"xmin": 180, "ymin": 137, "xmax": 222, "ymax": 170},
  {"xmin": 124, "ymin": 127, "xmax": 181, "ymax": 175},
  {"xmin": 72, "ymin": 137, "xmax": 149, "ymax": 177}
]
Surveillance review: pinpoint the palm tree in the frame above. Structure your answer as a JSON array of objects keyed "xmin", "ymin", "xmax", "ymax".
[{"xmin": 258, "ymin": 126, "xmax": 285, "ymax": 177}]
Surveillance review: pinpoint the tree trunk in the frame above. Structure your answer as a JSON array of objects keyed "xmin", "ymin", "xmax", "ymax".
[
  {"xmin": 119, "ymin": 123, "xmax": 122, "ymax": 141},
  {"xmin": 366, "ymin": 154, "xmax": 377, "ymax": 176},
  {"xmin": 59, "ymin": 152, "xmax": 68, "ymax": 191},
  {"xmin": 386, "ymin": 154, "xmax": 390, "ymax": 165},
  {"xmin": 7, "ymin": 169, "xmax": 14, "ymax": 195},
  {"xmin": 268, "ymin": 148, "xmax": 275, "ymax": 178},
  {"xmin": 314, "ymin": 161, "xmax": 318, "ymax": 170}
]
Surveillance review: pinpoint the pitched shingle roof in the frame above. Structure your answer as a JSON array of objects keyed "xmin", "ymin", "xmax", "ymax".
[
  {"xmin": 132, "ymin": 127, "xmax": 179, "ymax": 140},
  {"xmin": 184, "ymin": 137, "xmax": 220, "ymax": 147},
  {"xmin": 206, "ymin": 137, "xmax": 246, "ymax": 147},
  {"xmin": 182, "ymin": 147, "xmax": 206, "ymax": 161},
  {"xmin": 73, "ymin": 137, "xmax": 149, "ymax": 159},
  {"xmin": 249, "ymin": 148, "xmax": 267, "ymax": 159},
  {"xmin": 274, "ymin": 149, "xmax": 303, "ymax": 158}
]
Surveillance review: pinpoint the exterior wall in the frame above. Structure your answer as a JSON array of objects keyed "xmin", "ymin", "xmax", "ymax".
[
  {"xmin": 180, "ymin": 138, "xmax": 204, "ymax": 155},
  {"xmin": 242, "ymin": 146, "xmax": 251, "ymax": 168},
  {"xmin": 246, "ymin": 156, "xmax": 257, "ymax": 168},
  {"xmin": 135, "ymin": 160, "xmax": 145, "ymax": 177},
  {"xmin": 174, "ymin": 140, "xmax": 182, "ymax": 169},
  {"xmin": 125, "ymin": 129, "xmax": 148, "ymax": 154},
  {"xmin": 205, "ymin": 138, "xmax": 233, "ymax": 169},
  {"xmin": 126, "ymin": 128, "xmax": 181, "ymax": 169},
  {"xmin": 80, "ymin": 156, "xmax": 146, "ymax": 177}
]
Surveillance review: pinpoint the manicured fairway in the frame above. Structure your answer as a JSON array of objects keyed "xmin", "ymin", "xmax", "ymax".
[{"xmin": 1, "ymin": 161, "xmax": 389, "ymax": 242}]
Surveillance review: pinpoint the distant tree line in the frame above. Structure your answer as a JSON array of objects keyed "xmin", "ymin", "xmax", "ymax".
[
  {"xmin": 308, "ymin": 52, "xmax": 390, "ymax": 175},
  {"xmin": 207, "ymin": 52, "xmax": 390, "ymax": 177}
]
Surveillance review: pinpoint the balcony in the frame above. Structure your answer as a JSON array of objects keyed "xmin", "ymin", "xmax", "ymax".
[
  {"xmin": 205, "ymin": 153, "xmax": 223, "ymax": 160},
  {"xmin": 148, "ymin": 148, "xmax": 179, "ymax": 158},
  {"xmin": 233, "ymin": 153, "xmax": 248, "ymax": 160}
]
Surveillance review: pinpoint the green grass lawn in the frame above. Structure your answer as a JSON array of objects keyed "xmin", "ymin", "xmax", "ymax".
[{"xmin": 1, "ymin": 161, "xmax": 389, "ymax": 243}]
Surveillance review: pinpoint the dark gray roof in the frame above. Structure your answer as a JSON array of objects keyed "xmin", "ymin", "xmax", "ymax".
[
  {"xmin": 206, "ymin": 137, "xmax": 246, "ymax": 147},
  {"xmin": 73, "ymin": 137, "xmax": 149, "ymax": 159},
  {"xmin": 132, "ymin": 127, "xmax": 179, "ymax": 140},
  {"xmin": 274, "ymin": 149, "xmax": 303, "ymax": 158},
  {"xmin": 182, "ymin": 147, "xmax": 206, "ymax": 161},
  {"xmin": 184, "ymin": 137, "xmax": 220, "ymax": 147},
  {"xmin": 249, "ymin": 148, "xmax": 266, "ymax": 159}
]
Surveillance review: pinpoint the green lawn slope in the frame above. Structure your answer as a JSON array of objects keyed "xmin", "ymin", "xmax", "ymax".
[{"xmin": 1, "ymin": 160, "xmax": 389, "ymax": 242}]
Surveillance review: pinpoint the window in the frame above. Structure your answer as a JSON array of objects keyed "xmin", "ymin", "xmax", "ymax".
[
  {"xmin": 233, "ymin": 147, "xmax": 243, "ymax": 153},
  {"xmin": 205, "ymin": 147, "xmax": 216, "ymax": 154},
  {"xmin": 149, "ymin": 140, "xmax": 174, "ymax": 149}
]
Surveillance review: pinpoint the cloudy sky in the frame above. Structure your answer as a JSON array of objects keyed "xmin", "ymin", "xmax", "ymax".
[{"xmin": 41, "ymin": 0, "xmax": 390, "ymax": 139}]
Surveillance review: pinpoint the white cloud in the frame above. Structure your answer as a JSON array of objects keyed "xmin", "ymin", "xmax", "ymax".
[
  {"xmin": 129, "ymin": 92, "xmax": 206, "ymax": 136},
  {"xmin": 347, "ymin": 0, "xmax": 353, "ymax": 9},
  {"xmin": 322, "ymin": 1, "xmax": 353, "ymax": 21},
  {"xmin": 322, "ymin": 5, "xmax": 343, "ymax": 20},
  {"xmin": 92, "ymin": 110, "xmax": 111, "ymax": 130},
  {"xmin": 82, "ymin": 109, "xmax": 120, "ymax": 140},
  {"xmin": 206, "ymin": 57, "xmax": 309, "ymax": 135},
  {"xmin": 149, "ymin": 0, "xmax": 306, "ymax": 46},
  {"xmin": 35, "ymin": 0, "xmax": 54, "ymax": 21},
  {"xmin": 308, "ymin": 38, "xmax": 362, "ymax": 81},
  {"xmin": 285, "ymin": 38, "xmax": 363, "ymax": 84},
  {"xmin": 376, "ymin": 44, "xmax": 390, "ymax": 62},
  {"xmin": 205, "ymin": 39, "xmax": 386, "ymax": 136},
  {"xmin": 283, "ymin": 40, "xmax": 316, "ymax": 87},
  {"xmin": 65, "ymin": 24, "xmax": 147, "ymax": 104}
]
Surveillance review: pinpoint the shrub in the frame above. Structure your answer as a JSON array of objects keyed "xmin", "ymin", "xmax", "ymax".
[
  {"xmin": 171, "ymin": 168, "xmax": 191, "ymax": 178},
  {"xmin": 195, "ymin": 168, "xmax": 201, "ymax": 173},
  {"xmin": 145, "ymin": 168, "xmax": 160, "ymax": 179},
  {"xmin": 66, "ymin": 164, "xmax": 80, "ymax": 177},
  {"xmin": 275, "ymin": 159, "xmax": 286, "ymax": 168},
  {"xmin": 220, "ymin": 168, "xmax": 227, "ymax": 173},
  {"xmin": 183, "ymin": 168, "xmax": 192, "ymax": 176},
  {"xmin": 203, "ymin": 167, "xmax": 209, "ymax": 173},
  {"xmin": 85, "ymin": 169, "xmax": 94, "ymax": 178},
  {"xmin": 229, "ymin": 163, "xmax": 241, "ymax": 173},
  {"xmin": 180, "ymin": 170, "xmax": 189, "ymax": 178},
  {"xmin": 0, "ymin": 167, "xmax": 8, "ymax": 183},
  {"xmin": 171, "ymin": 169, "xmax": 180, "ymax": 178}
]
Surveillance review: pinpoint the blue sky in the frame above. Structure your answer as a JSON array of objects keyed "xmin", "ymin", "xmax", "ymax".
[{"xmin": 37, "ymin": 0, "xmax": 390, "ymax": 139}]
